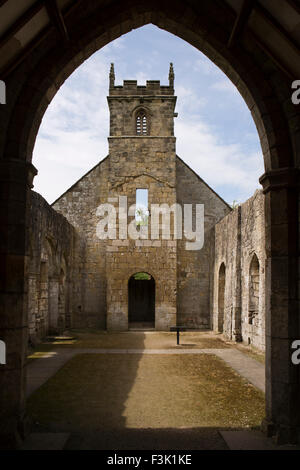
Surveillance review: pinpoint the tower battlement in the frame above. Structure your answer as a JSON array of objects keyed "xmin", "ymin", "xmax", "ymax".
[
  {"xmin": 107, "ymin": 63, "xmax": 177, "ymax": 137},
  {"xmin": 109, "ymin": 63, "xmax": 175, "ymax": 96}
]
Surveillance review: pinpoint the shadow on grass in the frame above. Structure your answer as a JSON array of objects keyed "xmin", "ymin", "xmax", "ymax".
[
  {"xmin": 26, "ymin": 350, "xmax": 265, "ymax": 450},
  {"xmin": 27, "ymin": 337, "xmax": 147, "ymax": 432},
  {"xmin": 63, "ymin": 426, "xmax": 237, "ymax": 450}
]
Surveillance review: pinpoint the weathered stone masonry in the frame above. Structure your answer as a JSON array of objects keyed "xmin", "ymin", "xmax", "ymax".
[
  {"xmin": 28, "ymin": 192, "xmax": 78, "ymax": 342},
  {"xmin": 213, "ymin": 190, "xmax": 266, "ymax": 350},
  {"xmin": 29, "ymin": 67, "xmax": 266, "ymax": 351},
  {"xmin": 50, "ymin": 66, "xmax": 231, "ymax": 334},
  {"xmin": 176, "ymin": 156, "xmax": 230, "ymax": 329},
  {"xmin": 1, "ymin": 0, "xmax": 298, "ymax": 447}
]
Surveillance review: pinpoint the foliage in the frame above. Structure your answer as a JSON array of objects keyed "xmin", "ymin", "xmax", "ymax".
[
  {"xmin": 231, "ymin": 200, "xmax": 240, "ymax": 209},
  {"xmin": 135, "ymin": 207, "xmax": 149, "ymax": 226},
  {"xmin": 133, "ymin": 272, "xmax": 151, "ymax": 280}
]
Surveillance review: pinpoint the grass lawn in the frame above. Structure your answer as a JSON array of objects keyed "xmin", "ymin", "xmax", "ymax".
[
  {"xmin": 27, "ymin": 330, "xmax": 230, "ymax": 356},
  {"xmin": 27, "ymin": 353, "xmax": 265, "ymax": 432}
]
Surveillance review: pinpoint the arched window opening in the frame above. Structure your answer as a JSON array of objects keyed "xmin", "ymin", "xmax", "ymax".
[
  {"xmin": 249, "ymin": 254, "xmax": 260, "ymax": 325},
  {"xmin": 58, "ymin": 268, "xmax": 66, "ymax": 332},
  {"xmin": 218, "ymin": 263, "xmax": 226, "ymax": 333},
  {"xmin": 38, "ymin": 261, "xmax": 48, "ymax": 338},
  {"xmin": 136, "ymin": 111, "xmax": 148, "ymax": 135}
]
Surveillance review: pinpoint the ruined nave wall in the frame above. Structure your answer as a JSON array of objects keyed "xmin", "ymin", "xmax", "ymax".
[
  {"xmin": 52, "ymin": 159, "xmax": 110, "ymax": 329},
  {"xmin": 213, "ymin": 190, "xmax": 266, "ymax": 350},
  {"xmin": 28, "ymin": 191, "xmax": 78, "ymax": 342},
  {"xmin": 176, "ymin": 157, "xmax": 231, "ymax": 328}
]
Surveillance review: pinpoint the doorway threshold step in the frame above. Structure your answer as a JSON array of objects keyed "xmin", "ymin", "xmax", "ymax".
[
  {"xmin": 129, "ymin": 329, "xmax": 156, "ymax": 332},
  {"xmin": 129, "ymin": 322, "xmax": 155, "ymax": 331}
]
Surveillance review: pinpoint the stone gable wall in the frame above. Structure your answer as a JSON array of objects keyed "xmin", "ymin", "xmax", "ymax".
[
  {"xmin": 53, "ymin": 159, "xmax": 110, "ymax": 328},
  {"xmin": 176, "ymin": 157, "xmax": 231, "ymax": 328},
  {"xmin": 105, "ymin": 135, "xmax": 177, "ymax": 330}
]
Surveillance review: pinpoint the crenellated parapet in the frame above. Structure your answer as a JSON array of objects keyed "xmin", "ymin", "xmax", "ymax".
[
  {"xmin": 108, "ymin": 63, "xmax": 175, "ymax": 96},
  {"xmin": 107, "ymin": 63, "xmax": 177, "ymax": 137}
]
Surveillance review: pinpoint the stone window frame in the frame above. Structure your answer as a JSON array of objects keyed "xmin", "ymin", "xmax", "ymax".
[
  {"xmin": 136, "ymin": 111, "xmax": 147, "ymax": 135},
  {"xmin": 248, "ymin": 253, "xmax": 260, "ymax": 325},
  {"xmin": 132, "ymin": 106, "xmax": 152, "ymax": 136}
]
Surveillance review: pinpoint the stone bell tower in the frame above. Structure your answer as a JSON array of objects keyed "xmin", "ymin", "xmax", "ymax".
[
  {"xmin": 105, "ymin": 64, "xmax": 178, "ymax": 331},
  {"xmin": 107, "ymin": 62, "xmax": 176, "ymax": 138}
]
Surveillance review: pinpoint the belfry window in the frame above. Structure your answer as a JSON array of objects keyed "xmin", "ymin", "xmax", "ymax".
[{"xmin": 136, "ymin": 111, "xmax": 148, "ymax": 135}]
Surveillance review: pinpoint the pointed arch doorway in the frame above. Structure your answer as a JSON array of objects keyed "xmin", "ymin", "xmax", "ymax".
[{"xmin": 128, "ymin": 272, "xmax": 155, "ymax": 328}]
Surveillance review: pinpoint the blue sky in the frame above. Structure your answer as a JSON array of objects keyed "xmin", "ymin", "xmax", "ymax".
[{"xmin": 33, "ymin": 25, "xmax": 264, "ymax": 205}]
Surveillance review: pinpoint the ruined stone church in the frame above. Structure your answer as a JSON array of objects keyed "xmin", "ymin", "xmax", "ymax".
[{"xmin": 28, "ymin": 65, "xmax": 265, "ymax": 350}]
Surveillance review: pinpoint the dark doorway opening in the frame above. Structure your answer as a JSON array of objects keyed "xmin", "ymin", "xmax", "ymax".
[{"xmin": 128, "ymin": 273, "xmax": 155, "ymax": 328}]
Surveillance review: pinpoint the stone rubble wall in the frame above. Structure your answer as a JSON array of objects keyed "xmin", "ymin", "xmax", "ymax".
[
  {"xmin": 28, "ymin": 191, "xmax": 78, "ymax": 343},
  {"xmin": 176, "ymin": 157, "xmax": 231, "ymax": 328},
  {"xmin": 53, "ymin": 159, "xmax": 110, "ymax": 329},
  {"xmin": 108, "ymin": 96, "xmax": 176, "ymax": 137},
  {"xmin": 105, "ymin": 134, "xmax": 178, "ymax": 331},
  {"xmin": 241, "ymin": 190, "xmax": 266, "ymax": 349},
  {"xmin": 38, "ymin": 162, "xmax": 265, "ymax": 344},
  {"xmin": 53, "ymin": 143, "xmax": 178, "ymax": 331},
  {"xmin": 213, "ymin": 190, "xmax": 266, "ymax": 350}
]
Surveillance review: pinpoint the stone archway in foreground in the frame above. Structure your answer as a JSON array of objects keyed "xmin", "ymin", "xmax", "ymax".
[{"xmin": 0, "ymin": 0, "xmax": 299, "ymax": 447}]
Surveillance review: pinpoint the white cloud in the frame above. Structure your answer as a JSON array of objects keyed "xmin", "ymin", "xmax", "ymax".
[
  {"xmin": 33, "ymin": 54, "xmax": 111, "ymax": 203},
  {"xmin": 193, "ymin": 56, "xmax": 221, "ymax": 76},
  {"xmin": 176, "ymin": 85, "xmax": 207, "ymax": 113},
  {"xmin": 210, "ymin": 79, "xmax": 239, "ymax": 94},
  {"xmin": 32, "ymin": 26, "xmax": 263, "ymax": 206},
  {"xmin": 175, "ymin": 118, "xmax": 264, "ymax": 203}
]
